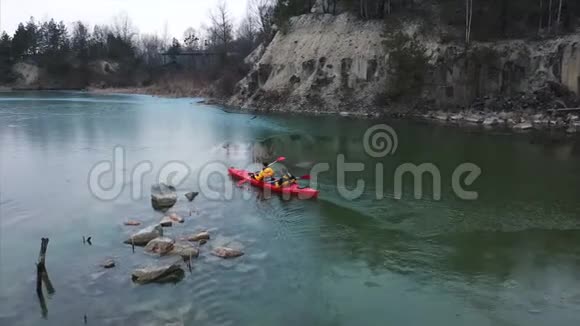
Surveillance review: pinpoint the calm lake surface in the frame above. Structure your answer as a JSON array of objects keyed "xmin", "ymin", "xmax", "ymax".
[{"xmin": 1, "ymin": 91, "xmax": 580, "ymax": 326}]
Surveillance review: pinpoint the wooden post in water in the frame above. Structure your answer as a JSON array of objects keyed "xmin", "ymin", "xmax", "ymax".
[{"xmin": 36, "ymin": 237, "xmax": 51, "ymax": 318}]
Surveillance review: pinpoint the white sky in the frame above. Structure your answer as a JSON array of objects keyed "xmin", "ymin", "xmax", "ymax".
[{"xmin": 0, "ymin": 0, "xmax": 250, "ymax": 40}]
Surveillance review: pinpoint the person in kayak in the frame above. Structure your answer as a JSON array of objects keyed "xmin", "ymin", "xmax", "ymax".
[
  {"xmin": 273, "ymin": 172, "xmax": 298, "ymax": 187},
  {"xmin": 251, "ymin": 162, "xmax": 275, "ymax": 182}
]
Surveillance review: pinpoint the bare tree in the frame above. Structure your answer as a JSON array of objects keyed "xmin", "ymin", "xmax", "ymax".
[
  {"xmin": 465, "ymin": 0, "xmax": 473, "ymax": 46},
  {"xmin": 249, "ymin": 0, "xmax": 275, "ymax": 38},
  {"xmin": 139, "ymin": 34, "xmax": 163, "ymax": 66},
  {"xmin": 539, "ymin": 0, "xmax": 543, "ymax": 33},
  {"xmin": 209, "ymin": 0, "xmax": 234, "ymax": 55},
  {"xmin": 548, "ymin": 0, "xmax": 553, "ymax": 32},
  {"xmin": 112, "ymin": 12, "xmax": 137, "ymax": 43},
  {"xmin": 183, "ymin": 27, "xmax": 200, "ymax": 50},
  {"xmin": 236, "ymin": 14, "xmax": 258, "ymax": 56},
  {"xmin": 161, "ymin": 21, "xmax": 170, "ymax": 51},
  {"xmin": 556, "ymin": 0, "xmax": 563, "ymax": 30}
]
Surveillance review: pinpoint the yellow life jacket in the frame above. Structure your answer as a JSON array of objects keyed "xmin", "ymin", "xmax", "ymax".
[{"xmin": 255, "ymin": 167, "xmax": 274, "ymax": 181}]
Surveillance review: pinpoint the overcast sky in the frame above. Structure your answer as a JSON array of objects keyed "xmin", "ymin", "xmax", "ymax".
[{"xmin": 0, "ymin": 0, "xmax": 250, "ymax": 40}]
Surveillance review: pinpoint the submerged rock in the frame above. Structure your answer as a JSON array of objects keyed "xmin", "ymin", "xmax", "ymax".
[
  {"xmin": 159, "ymin": 216, "xmax": 173, "ymax": 227},
  {"xmin": 124, "ymin": 225, "xmax": 163, "ymax": 246},
  {"xmin": 131, "ymin": 264, "xmax": 185, "ymax": 284},
  {"xmin": 211, "ymin": 247, "xmax": 244, "ymax": 259},
  {"xmin": 188, "ymin": 231, "xmax": 210, "ymax": 242},
  {"xmin": 151, "ymin": 183, "xmax": 177, "ymax": 210},
  {"xmin": 185, "ymin": 192, "xmax": 199, "ymax": 202},
  {"xmin": 124, "ymin": 220, "xmax": 141, "ymax": 226},
  {"xmin": 168, "ymin": 213, "xmax": 184, "ymax": 223},
  {"xmin": 144, "ymin": 237, "xmax": 175, "ymax": 255},
  {"xmin": 171, "ymin": 241, "xmax": 199, "ymax": 259},
  {"xmin": 102, "ymin": 259, "xmax": 115, "ymax": 269}
]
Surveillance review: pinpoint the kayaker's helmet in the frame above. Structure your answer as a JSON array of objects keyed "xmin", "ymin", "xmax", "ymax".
[{"xmin": 262, "ymin": 162, "xmax": 269, "ymax": 168}]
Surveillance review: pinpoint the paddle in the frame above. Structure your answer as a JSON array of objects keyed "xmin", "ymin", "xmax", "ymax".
[{"xmin": 237, "ymin": 157, "xmax": 286, "ymax": 187}]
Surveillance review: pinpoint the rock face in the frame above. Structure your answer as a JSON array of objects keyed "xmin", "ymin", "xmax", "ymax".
[
  {"xmin": 151, "ymin": 183, "xmax": 177, "ymax": 210},
  {"xmin": 144, "ymin": 237, "xmax": 175, "ymax": 255},
  {"xmin": 131, "ymin": 264, "xmax": 185, "ymax": 284},
  {"xmin": 229, "ymin": 12, "xmax": 580, "ymax": 114},
  {"xmin": 211, "ymin": 247, "xmax": 244, "ymax": 259},
  {"xmin": 229, "ymin": 13, "xmax": 386, "ymax": 114},
  {"xmin": 124, "ymin": 225, "xmax": 163, "ymax": 246}
]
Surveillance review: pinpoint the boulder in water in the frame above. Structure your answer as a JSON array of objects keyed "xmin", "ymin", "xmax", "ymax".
[
  {"xmin": 123, "ymin": 220, "xmax": 141, "ymax": 226},
  {"xmin": 151, "ymin": 183, "xmax": 177, "ymax": 210},
  {"xmin": 144, "ymin": 237, "xmax": 175, "ymax": 255},
  {"xmin": 184, "ymin": 192, "xmax": 199, "ymax": 202},
  {"xmin": 211, "ymin": 247, "xmax": 244, "ymax": 259},
  {"xmin": 188, "ymin": 231, "xmax": 210, "ymax": 242},
  {"xmin": 171, "ymin": 241, "xmax": 199, "ymax": 259},
  {"xmin": 131, "ymin": 264, "xmax": 185, "ymax": 284},
  {"xmin": 124, "ymin": 225, "xmax": 163, "ymax": 246}
]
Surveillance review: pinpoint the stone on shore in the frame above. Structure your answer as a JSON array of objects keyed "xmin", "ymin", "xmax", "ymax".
[
  {"xmin": 124, "ymin": 225, "xmax": 163, "ymax": 246},
  {"xmin": 483, "ymin": 117, "xmax": 498, "ymax": 126},
  {"xmin": 188, "ymin": 231, "xmax": 210, "ymax": 242},
  {"xmin": 464, "ymin": 114, "xmax": 484, "ymax": 124},
  {"xmin": 131, "ymin": 264, "xmax": 185, "ymax": 284},
  {"xmin": 185, "ymin": 192, "xmax": 199, "ymax": 202},
  {"xmin": 151, "ymin": 183, "xmax": 177, "ymax": 210},
  {"xmin": 144, "ymin": 237, "xmax": 175, "ymax": 255},
  {"xmin": 513, "ymin": 122, "xmax": 533, "ymax": 130},
  {"xmin": 211, "ymin": 247, "xmax": 244, "ymax": 259},
  {"xmin": 434, "ymin": 113, "xmax": 448, "ymax": 121},
  {"xmin": 171, "ymin": 241, "xmax": 200, "ymax": 259},
  {"xmin": 450, "ymin": 114, "xmax": 463, "ymax": 121}
]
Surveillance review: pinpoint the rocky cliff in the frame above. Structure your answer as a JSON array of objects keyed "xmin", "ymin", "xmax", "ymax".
[{"xmin": 229, "ymin": 12, "xmax": 580, "ymax": 115}]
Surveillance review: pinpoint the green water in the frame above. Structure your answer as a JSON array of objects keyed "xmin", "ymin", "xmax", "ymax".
[{"xmin": 1, "ymin": 92, "xmax": 580, "ymax": 325}]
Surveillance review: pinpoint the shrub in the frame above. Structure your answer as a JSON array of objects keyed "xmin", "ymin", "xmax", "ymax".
[{"xmin": 383, "ymin": 31, "xmax": 429, "ymax": 100}]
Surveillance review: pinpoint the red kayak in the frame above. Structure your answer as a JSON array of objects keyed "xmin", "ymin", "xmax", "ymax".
[{"xmin": 228, "ymin": 168, "xmax": 319, "ymax": 199}]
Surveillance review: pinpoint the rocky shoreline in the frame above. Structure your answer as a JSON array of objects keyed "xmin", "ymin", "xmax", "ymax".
[
  {"xmin": 86, "ymin": 84, "xmax": 580, "ymax": 135},
  {"xmin": 414, "ymin": 108, "xmax": 580, "ymax": 134}
]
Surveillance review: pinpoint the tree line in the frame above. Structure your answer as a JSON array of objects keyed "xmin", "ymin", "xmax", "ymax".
[
  {"xmin": 0, "ymin": 1, "xmax": 276, "ymax": 87},
  {"xmin": 270, "ymin": 0, "xmax": 580, "ymax": 40}
]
